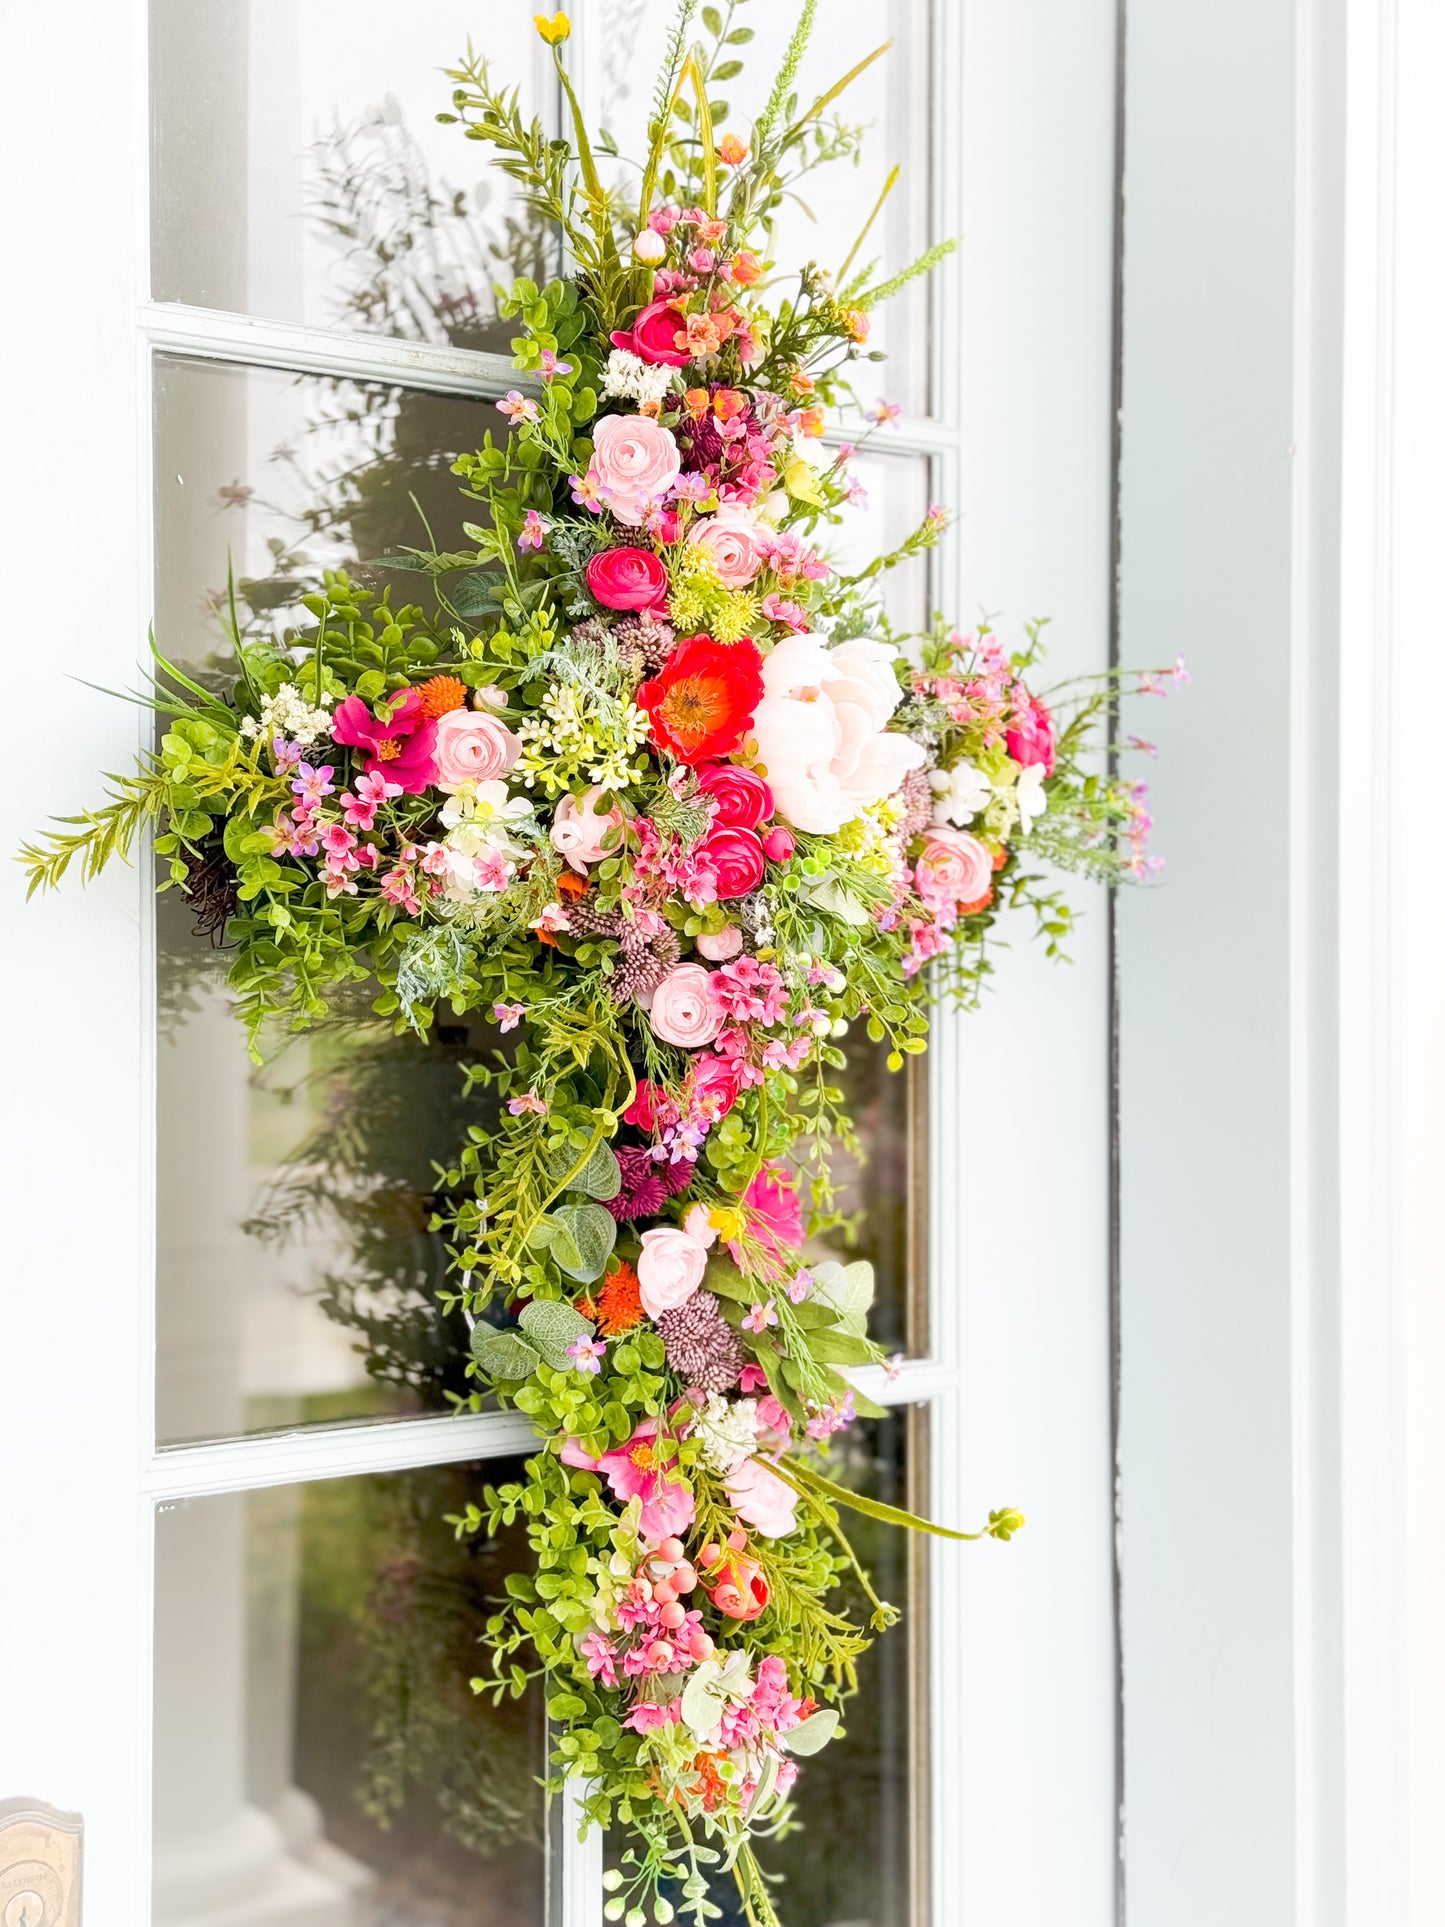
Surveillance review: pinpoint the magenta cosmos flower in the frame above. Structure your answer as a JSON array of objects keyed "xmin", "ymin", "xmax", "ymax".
[
  {"xmin": 561, "ymin": 1418, "xmax": 695, "ymax": 1541},
  {"xmin": 331, "ymin": 688, "xmax": 439, "ymax": 795}
]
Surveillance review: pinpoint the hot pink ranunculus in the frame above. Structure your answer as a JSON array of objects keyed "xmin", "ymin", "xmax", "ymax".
[
  {"xmin": 590, "ymin": 414, "xmax": 683, "ymax": 527},
  {"xmin": 1006, "ymin": 695, "xmax": 1056, "ymax": 775},
  {"xmin": 586, "ymin": 545, "xmax": 670, "ymax": 611},
  {"xmin": 687, "ymin": 502, "xmax": 767, "ymax": 587},
  {"xmin": 761, "ymin": 825, "xmax": 796, "ymax": 862},
  {"xmin": 636, "ymin": 1225, "xmax": 710, "ymax": 1317},
  {"xmin": 695, "ymin": 761, "xmax": 774, "ymax": 830},
  {"xmin": 916, "ymin": 826, "xmax": 992, "ymax": 911},
  {"xmin": 724, "ymin": 1456, "xmax": 799, "ymax": 1539},
  {"xmin": 610, "ymin": 299, "xmax": 693, "ymax": 367},
  {"xmin": 696, "ymin": 824, "xmax": 765, "ymax": 899},
  {"xmin": 648, "ymin": 962, "xmax": 723, "ymax": 1048},
  {"xmin": 562, "ymin": 1419, "xmax": 696, "ymax": 1541},
  {"xmin": 331, "ymin": 688, "xmax": 440, "ymax": 795},
  {"xmin": 432, "ymin": 707, "xmax": 520, "ymax": 790},
  {"xmin": 550, "ymin": 787, "xmax": 623, "ymax": 874},
  {"xmin": 689, "ymin": 1049, "xmax": 744, "ymax": 1119}
]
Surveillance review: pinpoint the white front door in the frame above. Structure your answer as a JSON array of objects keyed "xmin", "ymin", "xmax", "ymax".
[{"xmin": 1, "ymin": 4, "xmax": 1122, "ymax": 1923}]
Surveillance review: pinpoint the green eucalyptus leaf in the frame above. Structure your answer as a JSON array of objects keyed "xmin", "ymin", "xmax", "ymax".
[
  {"xmin": 471, "ymin": 1328, "xmax": 541, "ymax": 1380},
  {"xmin": 549, "ymin": 1201, "xmax": 617, "ymax": 1283},
  {"xmin": 782, "ymin": 1708, "xmax": 840, "ymax": 1757}
]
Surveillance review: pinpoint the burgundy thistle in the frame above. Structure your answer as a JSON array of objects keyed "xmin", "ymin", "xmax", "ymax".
[
  {"xmin": 605, "ymin": 1146, "xmax": 669, "ymax": 1223},
  {"xmin": 656, "ymin": 1290, "xmax": 745, "ymax": 1393}
]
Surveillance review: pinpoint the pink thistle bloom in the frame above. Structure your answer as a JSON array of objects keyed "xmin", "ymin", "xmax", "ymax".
[
  {"xmin": 866, "ymin": 399, "xmax": 902, "ymax": 426},
  {"xmin": 517, "ymin": 509, "xmax": 549, "ymax": 551},
  {"xmin": 498, "ymin": 389, "xmax": 540, "ymax": 424},
  {"xmin": 538, "ymin": 349, "xmax": 574, "ymax": 380},
  {"xmin": 580, "ymin": 1631, "xmax": 618, "ymax": 1687},
  {"xmin": 560, "ymin": 1418, "xmax": 695, "ymax": 1541},
  {"xmin": 742, "ymin": 1300, "xmax": 779, "ymax": 1334},
  {"xmin": 493, "ymin": 1001, "xmax": 526, "ymax": 1032},
  {"xmin": 507, "ymin": 1092, "xmax": 548, "ymax": 1116},
  {"xmin": 290, "ymin": 762, "xmax": 335, "ymax": 807},
  {"xmin": 567, "ymin": 1336, "xmax": 607, "ymax": 1375}
]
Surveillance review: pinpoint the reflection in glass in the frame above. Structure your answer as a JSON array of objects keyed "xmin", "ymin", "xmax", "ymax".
[
  {"xmin": 150, "ymin": 0, "xmax": 557, "ymax": 349},
  {"xmin": 153, "ymin": 1457, "xmax": 546, "ymax": 1927},
  {"xmin": 605, "ymin": 1411, "xmax": 927, "ymax": 1927},
  {"xmin": 600, "ymin": 0, "xmax": 936, "ymax": 417}
]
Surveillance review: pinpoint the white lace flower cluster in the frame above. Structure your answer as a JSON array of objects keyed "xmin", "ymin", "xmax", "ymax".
[
  {"xmin": 514, "ymin": 683, "xmax": 651, "ymax": 795},
  {"xmin": 601, "ymin": 347, "xmax": 676, "ymax": 410},
  {"xmin": 239, "ymin": 681, "xmax": 334, "ymax": 748},
  {"xmin": 691, "ymin": 1393, "xmax": 762, "ymax": 1475}
]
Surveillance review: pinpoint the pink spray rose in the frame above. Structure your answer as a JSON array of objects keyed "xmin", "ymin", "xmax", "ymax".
[
  {"xmin": 695, "ymin": 761, "xmax": 774, "ymax": 829},
  {"xmin": 590, "ymin": 414, "xmax": 682, "ymax": 527},
  {"xmin": 689, "ymin": 1049, "xmax": 745, "ymax": 1119},
  {"xmin": 916, "ymin": 825, "xmax": 992, "ymax": 910},
  {"xmin": 648, "ymin": 963, "xmax": 723, "ymax": 1047},
  {"xmin": 586, "ymin": 545, "xmax": 670, "ymax": 611},
  {"xmin": 550, "ymin": 786, "xmax": 623, "ymax": 874},
  {"xmin": 695, "ymin": 925, "xmax": 744, "ymax": 962},
  {"xmin": 687, "ymin": 502, "xmax": 767, "ymax": 587},
  {"xmin": 636, "ymin": 1226, "xmax": 710, "ymax": 1317},
  {"xmin": 724, "ymin": 1456, "xmax": 800, "ymax": 1539},
  {"xmin": 432, "ymin": 708, "xmax": 520, "ymax": 789},
  {"xmin": 610, "ymin": 299, "xmax": 693, "ymax": 367},
  {"xmin": 695, "ymin": 824, "xmax": 766, "ymax": 899}
]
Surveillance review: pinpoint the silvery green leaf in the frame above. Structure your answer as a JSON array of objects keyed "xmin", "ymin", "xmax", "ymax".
[
  {"xmin": 568, "ymin": 1141, "xmax": 622, "ymax": 1202},
  {"xmin": 471, "ymin": 1328, "xmax": 541, "ymax": 1381},
  {"xmin": 681, "ymin": 1661, "xmax": 725, "ymax": 1738},
  {"xmin": 781, "ymin": 1708, "xmax": 841, "ymax": 1756},
  {"xmin": 799, "ymin": 875, "xmax": 870, "ymax": 926},
  {"xmin": 549, "ymin": 1200, "xmax": 617, "ymax": 1283},
  {"xmin": 810, "ymin": 1258, "xmax": 876, "ymax": 1336},
  {"xmin": 519, "ymin": 1298, "xmax": 593, "ymax": 1368}
]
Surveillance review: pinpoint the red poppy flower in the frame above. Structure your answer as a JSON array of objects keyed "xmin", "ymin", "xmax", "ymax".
[{"xmin": 636, "ymin": 636, "xmax": 764, "ymax": 764}]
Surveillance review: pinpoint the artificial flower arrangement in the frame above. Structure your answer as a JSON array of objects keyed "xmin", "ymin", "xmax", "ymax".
[{"xmin": 22, "ymin": 6, "xmax": 1179, "ymax": 1921}]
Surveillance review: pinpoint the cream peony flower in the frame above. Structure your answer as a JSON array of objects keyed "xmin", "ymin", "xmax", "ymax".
[{"xmin": 748, "ymin": 635, "xmax": 925, "ymax": 834}]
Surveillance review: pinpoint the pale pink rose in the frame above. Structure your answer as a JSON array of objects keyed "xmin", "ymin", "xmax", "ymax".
[
  {"xmin": 591, "ymin": 413, "xmax": 682, "ymax": 528},
  {"xmin": 749, "ymin": 634, "xmax": 925, "ymax": 833},
  {"xmin": 696, "ymin": 925, "xmax": 744, "ymax": 961},
  {"xmin": 917, "ymin": 825, "xmax": 992, "ymax": 908},
  {"xmin": 550, "ymin": 786, "xmax": 622, "ymax": 874},
  {"xmin": 724, "ymin": 1456, "xmax": 799, "ymax": 1538},
  {"xmin": 433, "ymin": 708, "xmax": 520, "ymax": 789},
  {"xmin": 648, "ymin": 962, "xmax": 723, "ymax": 1048},
  {"xmin": 687, "ymin": 502, "xmax": 767, "ymax": 587},
  {"xmin": 637, "ymin": 1226, "xmax": 710, "ymax": 1317},
  {"xmin": 682, "ymin": 1203, "xmax": 718, "ymax": 1246}
]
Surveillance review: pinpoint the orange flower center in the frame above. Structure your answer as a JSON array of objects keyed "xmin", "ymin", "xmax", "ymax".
[
  {"xmin": 374, "ymin": 738, "xmax": 402, "ymax": 761},
  {"xmin": 659, "ymin": 677, "xmax": 727, "ymax": 751},
  {"xmin": 629, "ymin": 1443, "xmax": 659, "ymax": 1472}
]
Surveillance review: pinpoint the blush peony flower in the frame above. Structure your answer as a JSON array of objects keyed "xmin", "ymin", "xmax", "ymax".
[
  {"xmin": 695, "ymin": 824, "xmax": 765, "ymax": 899},
  {"xmin": 590, "ymin": 414, "xmax": 682, "ymax": 527},
  {"xmin": 610, "ymin": 299, "xmax": 693, "ymax": 367},
  {"xmin": 694, "ymin": 761, "xmax": 774, "ymax": 829},
  {"xmin": 916, "ymin": 826, "xmax": 992, "ymax": 910},
  {"xmin": 586, "ymin": 545, "xmax": 670, "ymax": 611},
  {"xmin": 648, "ymin": 962, "xmax": 723, "ymax": 1047},
  {"xmin": 687, "ymin": 502, "xmax": 767, "ymax": 586},
  {"xmin": 637, "ymin": 635, "xmax": 765, "ymax": 763},
  {"xmin": 748, "ymin": 635, "xmax": 925, "ymax": 832},
  {"xmin": 724, "ymin": 1457, "xmax": 800, "ymax": 1539},
  {"xmin": 636, "ymin": 1225, "xmax": 710, "ymax": 1317},
  {"xmin": 432, "ymin": 707, "xmax": 520, "ymax": 790},
  {"xmin": 695, "ymin": 925, "xmax": 744, "ymax": 961},
  {"xmin": 331, "ymin": 689, "xmax": 439, "ymax": 795},
  {"xmin": 550, "ymin": 786, "xmax": 623, "ymax": 873}
]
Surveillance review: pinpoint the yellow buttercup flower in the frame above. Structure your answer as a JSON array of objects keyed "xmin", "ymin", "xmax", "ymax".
[
  {"xmin": 708, "ymin": 1206, "xmax": 743, "ymax": 1242},
  {"xmin": 534, "ymin": 11, "xmax": 570, "ymax": 43}
]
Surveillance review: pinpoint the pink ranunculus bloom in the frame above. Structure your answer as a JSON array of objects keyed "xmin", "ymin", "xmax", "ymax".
[
  {"xmin": 695, "ymin": 925, "xmax": 744, "ymax": 962},
  {"xmin": 636, "ymin": 1226, "xmax": 710, "ymax": 1317},
  {"xmin": 728, "ymin": 1163, "xmax": 805, "ymax": 1275},
  {"xmin": 331, "ymin": 689, "xmax": 439, "ymax": 795},
  {"xmin": 590, "ymin": 414, "xmax": 682, "ymax": 527},
  {"xmin": 648, "ymin": 962, "xmax": 723, "ymax": 1048},
  {"xmin": 610, "ymin": 299, "xmax": 693, "ymax": 366},
  {"xmin": 1005, "ymin": 694, "xmax": 1056, "ymax": 775},
  {"xmin": 694, "ymin": 824, "xmax": 765, "ymax": 900},
  {"xmin": 694, "ymin": 761, "xmax": 774, "ymax": 830},
  {"xmin": 687, "ymin": 502, "xmax": 768, "ymax": 586},
  {"xmin": 724, "ymin": 1456, "xmax": 799, "ymax": 1539},
  {"xmin": 761, "ymin": 825, "xmax": 796, "ymax": 862},
  {"xmin": 433, "ymin": 707, "xmax": 520, "ymax": 790},
  {"xmin": 562, "ymin": 1419, "xmax": 696, "ymax": 1541},
  {"xmin": 689, "ymin": 1049, "xmax": 745, "ymax": 1120},
  {"xmin": 550, "ymin": 786, "xmax": 623, "ymax": 874},
  {"xmin": 915, "ymin": 826, "xmax": 992, "ymax": 913},
  {"xmin": 586, "ymin": 545, "xmax": 670, "ymax": 611}
]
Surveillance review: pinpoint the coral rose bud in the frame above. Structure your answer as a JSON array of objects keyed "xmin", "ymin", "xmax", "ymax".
[
  {"xmin": 761, "ymin": 825, "xmax": 796, "ymax": 861},
  {"xmin": 633, "ymin": 228, "xmax": 666, "ymax": 264},
  {"xmin": 706, "ymin": 1550, "xmax": 769, "ymax": 1622}
]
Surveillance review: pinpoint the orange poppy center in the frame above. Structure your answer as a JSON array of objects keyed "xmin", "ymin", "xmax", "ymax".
[
  {"xmin": 659, "ymin": 677, "xmax": 726, "ymax": 750},
  {"xmin": 629, "ymin": 1442, "xmax": 659, "ymax": 1472},
  {"xmin": 374, "ymin": 738, "xmax": 402, "ymax": 761}
]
